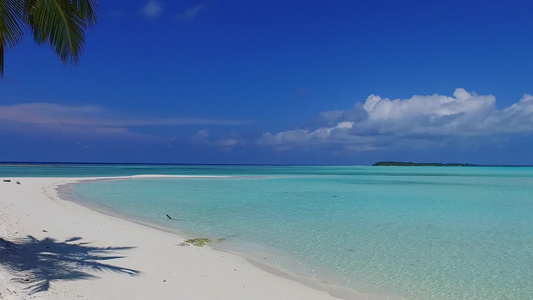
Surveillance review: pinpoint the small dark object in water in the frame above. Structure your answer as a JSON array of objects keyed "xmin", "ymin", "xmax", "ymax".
[
  {"xmin": 166, "ymin": 214, "xmax": 173, "ymax": 220},
  {"xmin": 332, "ymin": 195, "xmax": 338, "ymax": 197},
  {"xmin": 3, "ymin": 179, "xmax": 11, "ymax": 182}
]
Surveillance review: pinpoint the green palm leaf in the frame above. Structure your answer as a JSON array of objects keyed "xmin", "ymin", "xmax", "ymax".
[
  {"xmin": 27, "ymin": 0, "xmax": 95, "ymax": 63},
  {"xmin": 0, "ymin": 0, "xmax": 25, "ymax": 75},
  {"xmin": 0, "ymin": 0, "xmax": 97, "ymax": 77},
  {"xmin": 71, "ymin": 0, "xmax": 97, "ymax": 26}
]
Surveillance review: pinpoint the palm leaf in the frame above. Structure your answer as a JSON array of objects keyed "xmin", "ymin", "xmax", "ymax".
[
  {"xmin": 26, "ymin": 0, "xmax": 96, "ymax": 64},
  {"xmin": 0, "ymin": 0, "xmax": 25, "ymax": 76},
  {"xmin": 71, "ymin": 0, "xmax": 97, "ymax": 27}
]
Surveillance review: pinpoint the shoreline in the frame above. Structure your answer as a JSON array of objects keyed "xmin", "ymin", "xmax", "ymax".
[
  {"xmin": 59, "ymin": 176, "xmax": 383, "ymax": 300},
  {"xmin": 0, "ymin": 176, "xmax": 375, "ymax": 300}
]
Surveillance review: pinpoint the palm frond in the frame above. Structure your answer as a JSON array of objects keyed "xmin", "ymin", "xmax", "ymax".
[
  {"xmin": 71, "ymin": 0, "xmax": 97, "ymax": 27},
  {"xmin": 0, "ymin": 0, "xmax": 25, "ymax": 76},
  {"xmin": 27, "ymin": 0, "xmax": 95, "ymax": 64}
]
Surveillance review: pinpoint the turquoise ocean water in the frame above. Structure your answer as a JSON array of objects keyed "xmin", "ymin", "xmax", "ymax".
[{"xmin": 2, "ymin": 164, "xmax": 533, "ymax": 299}]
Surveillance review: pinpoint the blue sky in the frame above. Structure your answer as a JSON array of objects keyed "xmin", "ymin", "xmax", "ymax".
[{"xmin": 1, "ymin": 0, "xmax": 532, "ymax": 165}]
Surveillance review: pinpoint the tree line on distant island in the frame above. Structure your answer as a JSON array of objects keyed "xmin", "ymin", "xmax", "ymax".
[{"xmin": 372, "ymin": 161, "xmax": 479, "ymax": 167}]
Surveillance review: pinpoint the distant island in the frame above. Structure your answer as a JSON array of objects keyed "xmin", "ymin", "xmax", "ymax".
[{"xmin": 372, "ymin": 161, "xmax": 478, "ymax": 167}]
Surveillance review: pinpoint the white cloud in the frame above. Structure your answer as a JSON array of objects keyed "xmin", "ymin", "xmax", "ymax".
[
  {"xmin": 0, "ymin": 102, "xmax": 249, "ymax": 137},
  {"xmin": 258, "ymin": 89, "xmax": 533, "ymax": 151},
  {"xmin": 191, "ymin": 130, "xmax": 246, "ymax": 151},
  {"xmin": 177, "ymin": 3, "xmax": 207, "ymax": 22},
  {"xmin": 141, "ymin": 1, "xmax": 164, "ymax": 19},
  {"xmin": 191, "ymin": 129, "xmax": 210, "ymax": 143}
]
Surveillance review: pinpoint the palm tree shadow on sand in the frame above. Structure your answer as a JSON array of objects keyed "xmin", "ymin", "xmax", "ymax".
[{"xmin": 0, "ymin": 235, "xmax": 140, "ymax": 295}]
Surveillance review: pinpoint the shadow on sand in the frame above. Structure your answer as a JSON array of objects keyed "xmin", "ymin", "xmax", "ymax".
[{"xmin": 0, "ymin": 235, "xmax": 140, "ymax": 295}]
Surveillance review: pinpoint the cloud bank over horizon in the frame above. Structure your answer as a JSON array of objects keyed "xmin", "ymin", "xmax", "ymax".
[
  {"xmin": 0, "ymin": 102, "xmax": 249, "ymax": 138},
  {"xmin": 2, "ymin": 89, "xmax": 532, "ymax": 163},
  {"xmin": 258, "ymin": 89, "xmax": 533, "ymax": 152}
]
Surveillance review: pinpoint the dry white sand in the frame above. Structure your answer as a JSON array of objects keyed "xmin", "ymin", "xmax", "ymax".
[{"xmin": 0, "ymin": 177, "xmax": 372, "ymax": 300}]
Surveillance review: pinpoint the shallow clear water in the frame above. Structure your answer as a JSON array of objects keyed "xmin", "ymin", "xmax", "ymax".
[
  {"xmin": 67, "ymin": 166, "xmax": 533, "ymax": 300},
  {"xmin": 3, "ymin": 164, "xmax": 533, "ymax": 299}
]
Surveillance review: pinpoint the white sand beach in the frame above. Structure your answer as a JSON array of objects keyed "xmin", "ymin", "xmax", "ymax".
[{"xmin": 0, "ymin": 177, "xmax": 357, "ymax": 300}]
